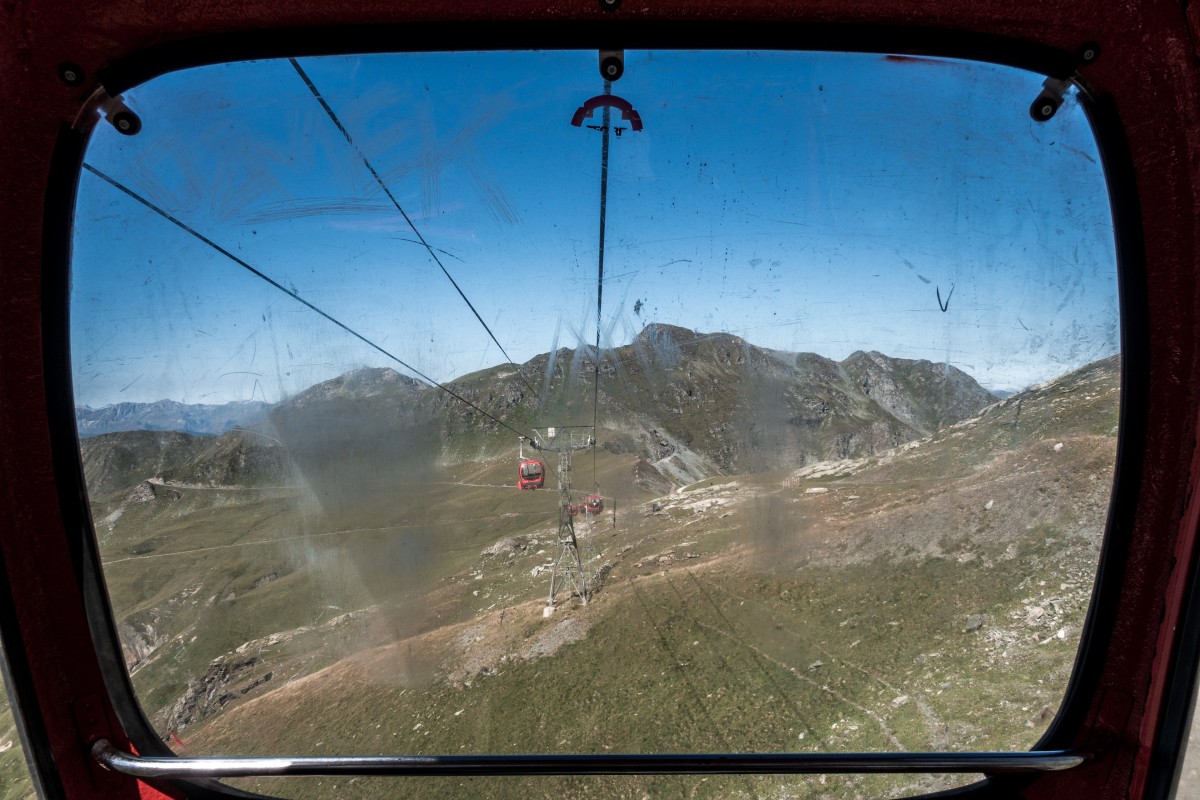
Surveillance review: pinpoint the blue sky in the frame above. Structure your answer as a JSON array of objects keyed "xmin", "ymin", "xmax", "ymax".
[{"xmin": 71, "ymin": 50, "xmax": 1118, "ymax": 407}]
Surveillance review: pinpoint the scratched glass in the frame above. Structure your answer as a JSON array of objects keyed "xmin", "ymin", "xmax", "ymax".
[{"xmin": 71, "ymin": 51, "xmax": 1119, "ymax": 798}]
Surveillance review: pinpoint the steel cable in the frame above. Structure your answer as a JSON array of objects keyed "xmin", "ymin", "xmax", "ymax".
[
  {"xmin": 290, "ymin": 58, "xmax": 542, "ymax": 401},
  {"xmin": 83, "ymin": 163, "xmax": 538, "ymax": 443}
]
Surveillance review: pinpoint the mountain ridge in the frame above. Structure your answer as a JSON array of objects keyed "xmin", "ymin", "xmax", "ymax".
[
  {"xmin": 76, "ymin": 399, "xmax": 273, "ymax": 438},
  {"xmin": 80, "ymin": 325, "xmax": 1003, "ymax": 496}
]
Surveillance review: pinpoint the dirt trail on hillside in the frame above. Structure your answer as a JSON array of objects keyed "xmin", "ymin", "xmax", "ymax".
[{"xmin": 176, "ymin": 416, "xmax": 1116, "ymax": 771}]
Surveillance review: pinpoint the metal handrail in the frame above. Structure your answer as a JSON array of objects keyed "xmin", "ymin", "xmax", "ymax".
[{"xmin": 92, "ymin": 739, "xmax": 1087, "ymax": 779}]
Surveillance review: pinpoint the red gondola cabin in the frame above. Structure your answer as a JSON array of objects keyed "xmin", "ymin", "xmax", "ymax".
[
  {"xmin": 518, "ymin": 459, "xmax": 545, "ymax": 490},
  {"xmin": 586, "ymin": 494, "xmax": 604, "ymax": 514}
]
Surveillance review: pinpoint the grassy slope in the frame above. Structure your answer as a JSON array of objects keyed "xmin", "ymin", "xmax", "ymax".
[
  {"xmin": 167, "ymin": 359, "xmax": 1117, "ymax": 799},
  {"xmin": 0, "ymin": 354, "xmax": 1111, "ymax": 800},
  {"xmin": 0, "ymin": 708, "xmax": 36, "ymax": 800},
  {"xmin": 94, "ymin": 434, "xmax": 650, "ymax": 733},
  {"xmin": 196, "ymin": 527, "xmax": 1088, "ymax": 799},
  {"xmin": 0, "ymin": 649, "xmax": 37, "ymax": 800}
]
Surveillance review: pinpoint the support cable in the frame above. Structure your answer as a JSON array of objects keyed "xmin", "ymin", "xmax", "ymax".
[
  {"xmin": 290, "ymin": 58, "xmax": 541, "ymax": 400},
  {"xmin": 591, "ymin": 80, "xmax": 613, "ymax": 490},
  {"xmin": 83, "ymin": 163, "xmax": 536, "ymax": 443}
]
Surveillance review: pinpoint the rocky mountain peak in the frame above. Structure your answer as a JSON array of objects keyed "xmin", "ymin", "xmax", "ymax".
[
  {"xmin": 285, "ymin": 367, "xmax": 427, "ymax": 408},
  {"xmin": 841, "ymin": 351, "xmax": 997, "ymax": 435},
  {"xmin": 79, "ymin": 330, "xmax": 1010, "ymax": 498},
  {"xmin": 636, "ymin": 322, "xmax": 699, "ymax": 345}
]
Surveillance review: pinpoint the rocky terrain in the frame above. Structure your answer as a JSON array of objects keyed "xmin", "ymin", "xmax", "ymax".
[
  {"xmin": 440, "ymin": 324, "xmax": 999, "ymax": 476},
  {"xmin": 67, "ymin": 333, "xmax": 1119, "ymax": 800},
  {"xmin": 81, "ymin": 325, "xmax": 998, "ymax": 500}
]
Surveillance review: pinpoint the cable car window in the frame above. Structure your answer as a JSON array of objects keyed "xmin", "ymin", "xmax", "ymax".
[{"xmin": 71, "ymin": 50, "xmax": 1119, "ymax": 797}]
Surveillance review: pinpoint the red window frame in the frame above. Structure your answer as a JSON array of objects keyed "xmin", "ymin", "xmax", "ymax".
[{"xmin": 0, "ymin": 3, "xmax": 1198, "ymax": 799}]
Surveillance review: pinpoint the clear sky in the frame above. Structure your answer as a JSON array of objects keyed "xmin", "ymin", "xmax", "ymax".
[{"xmin": 71, "ymin": 50, "xmax": 1118, "ymax": 407}]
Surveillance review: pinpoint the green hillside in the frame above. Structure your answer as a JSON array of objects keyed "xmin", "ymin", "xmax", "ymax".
[{"xmin": 64, "ymin": 341, "xmax": 1118, "ymax": 800}]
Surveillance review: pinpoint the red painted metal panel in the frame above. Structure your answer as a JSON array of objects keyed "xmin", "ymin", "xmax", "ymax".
[{"xmin": 0, "ymin": 2, "xmax": 1197, "ymax": 798}]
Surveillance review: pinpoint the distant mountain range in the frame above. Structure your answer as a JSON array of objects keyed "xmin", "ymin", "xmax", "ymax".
[
  {"xmin": 78, "ymin": 324, "xmax": 1003, "ymax": 496},
  {"xmin": 424, "ymin": 323, "xmax": 999, "ymax": 479},
  {"xmin": 75, "ymin": 399, "xmax": 273, "ymax": 438}
]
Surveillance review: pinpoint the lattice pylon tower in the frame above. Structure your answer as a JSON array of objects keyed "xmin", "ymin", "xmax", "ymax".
[
  {"xmin": 547, "ymin": 449, "xmax": 588, "ymax": 608},
  {"xmin": 534, "ymin": 427, "xmax": 593, "ymax": 611}
]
